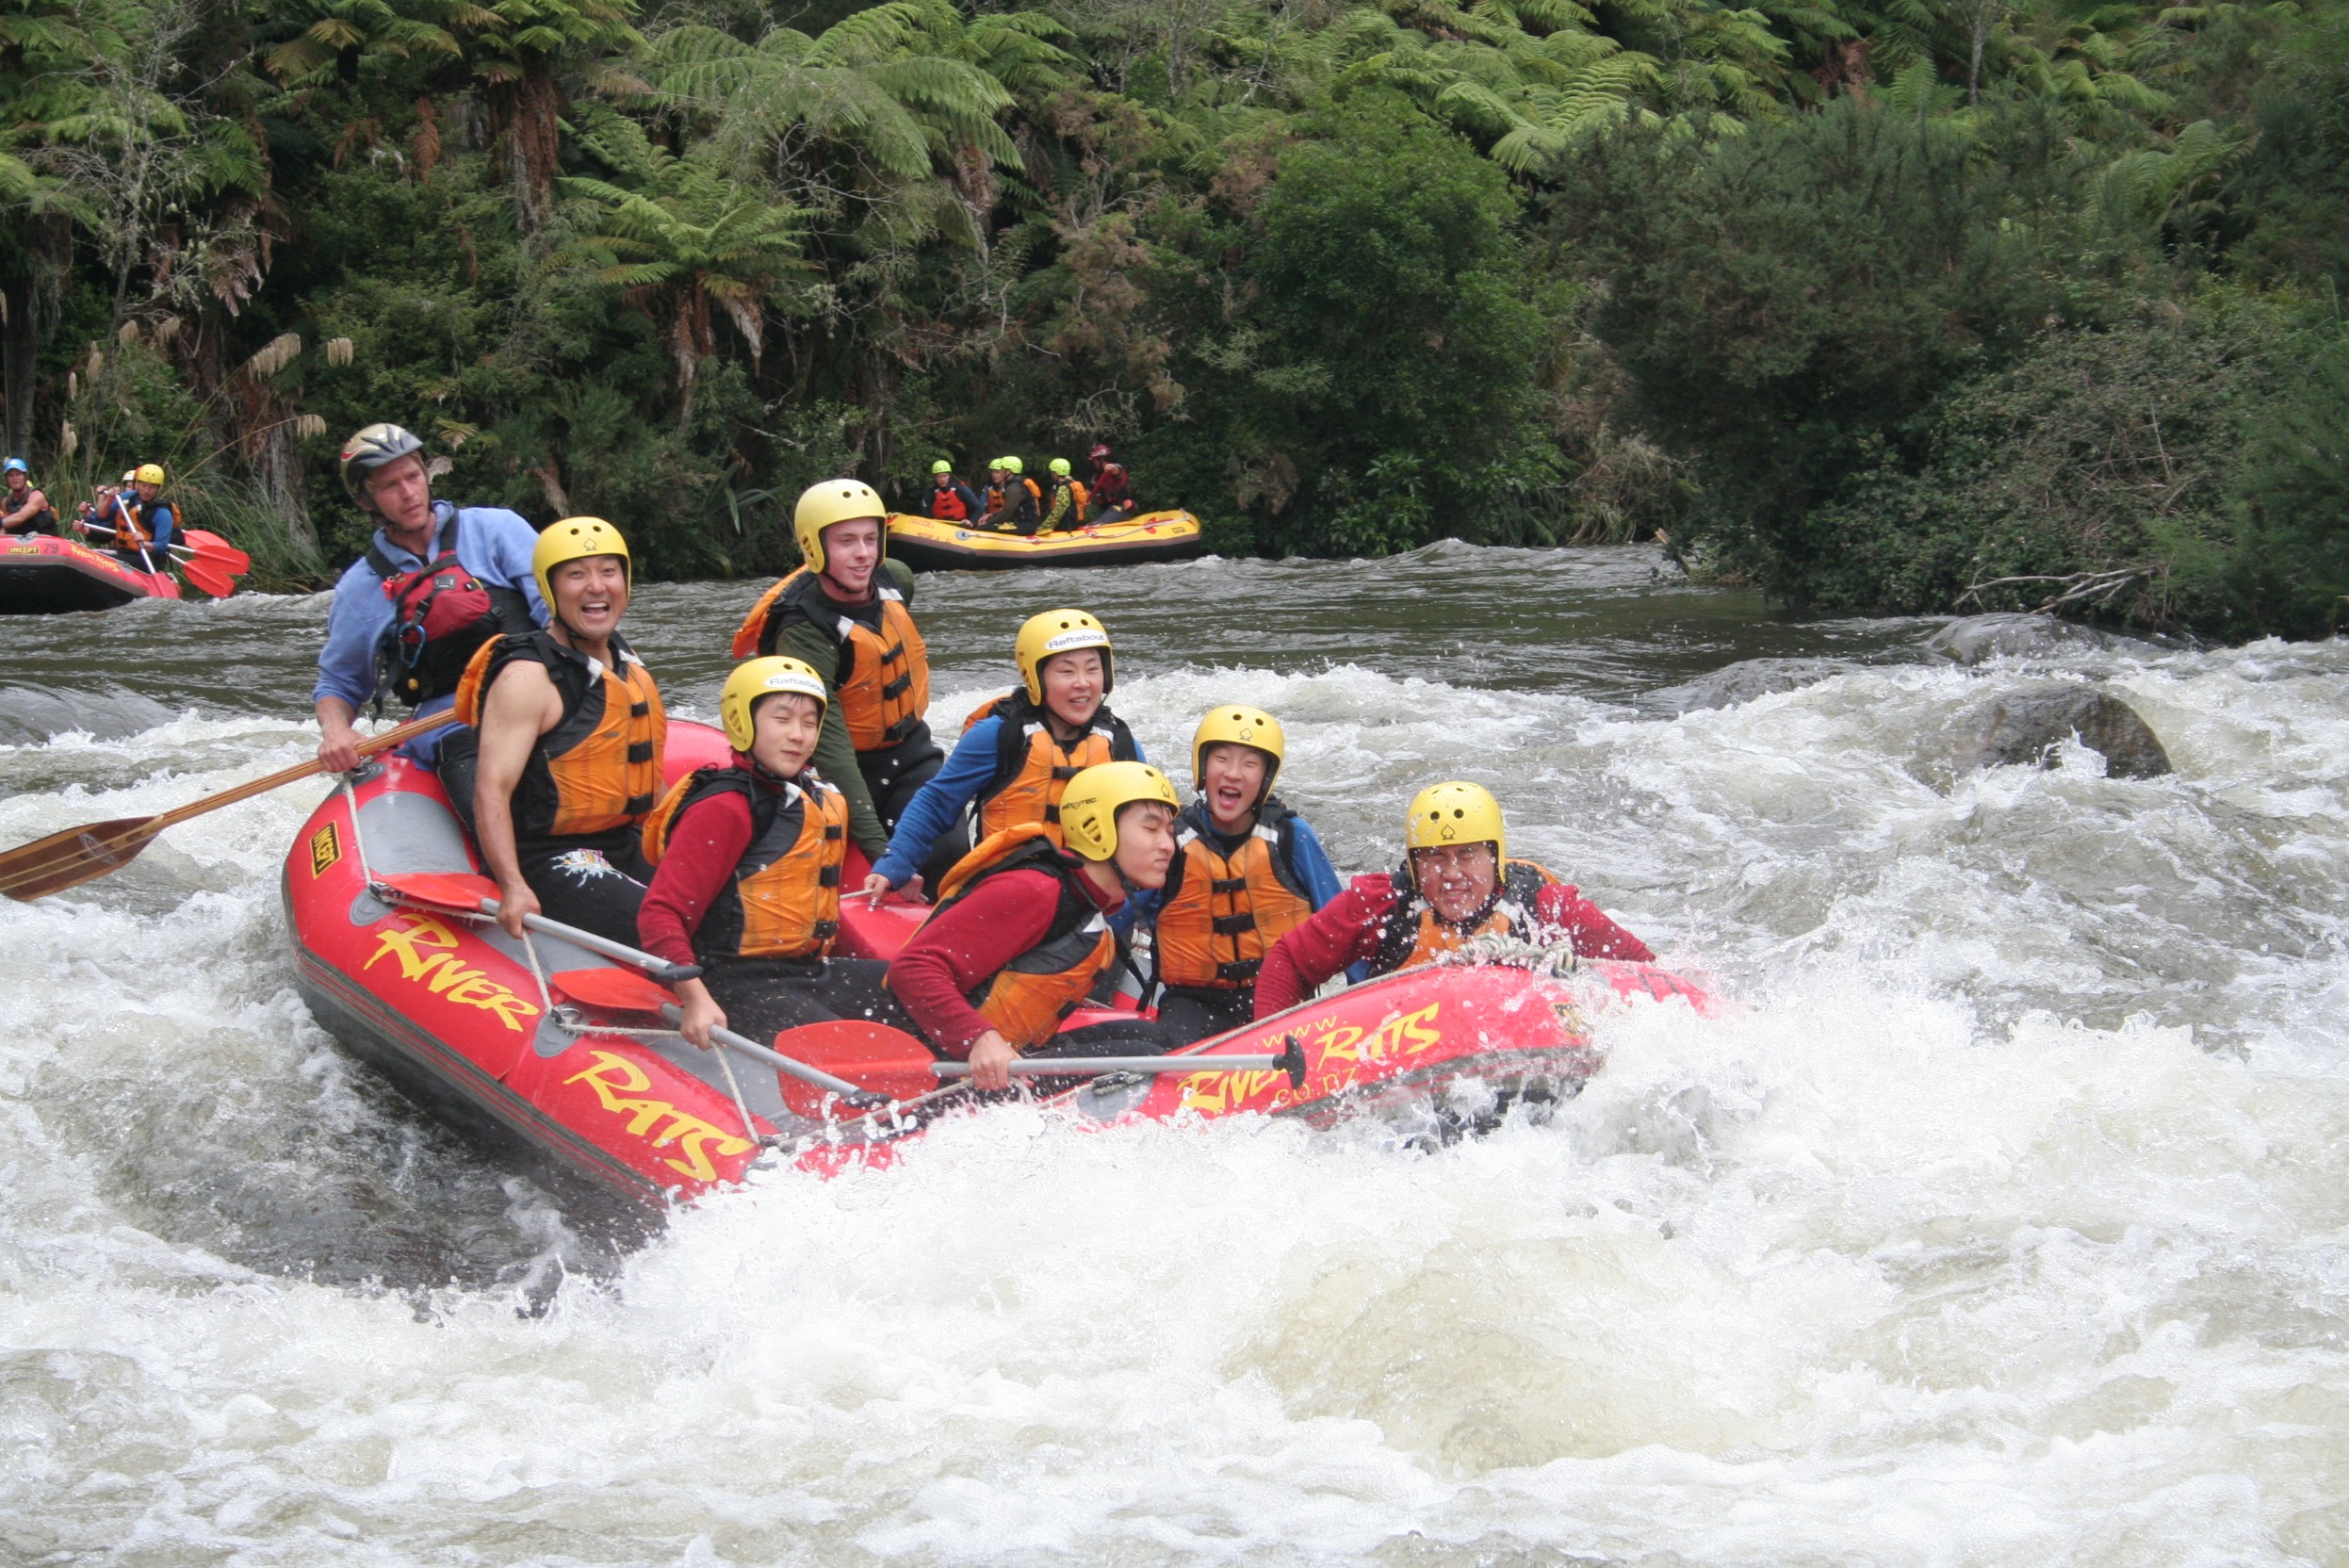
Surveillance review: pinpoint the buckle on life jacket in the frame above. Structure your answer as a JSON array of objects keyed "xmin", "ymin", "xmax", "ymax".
[
  {"xmin": 881, "ymin": 673, "xmax": 912, "ymax": 700},
  {"xmin": 1211, "ymin": 912, "xmax": 1257, "ymax": 936},
  {"xmin": 627, "ymin": 741, "xmax": 655, "ymax": 763},
  {"xmin": 1051, "ymin": 764, "xmax": 1084, "ymax": 781},
  {"xmin": 629, "ymin": 701, "xmax": 649, "ymax": 718},
  {"xmin": 812, "ymin": 920, "xmax": 840, "ymax": 940},
  {"xmin": 1210, "ymin": 876, "xmax": 1248, "ymax": 894},
  {"xmin": 817, "ymin": 865, "xmax": 841, "ymax": 888},
  {"xmin": 1215, "ymin": 958, "xmax": 1262, "ymax": 984},
  {"xmin": 881, "ymin": 716, "xmax": 922, "ymax": 744}
]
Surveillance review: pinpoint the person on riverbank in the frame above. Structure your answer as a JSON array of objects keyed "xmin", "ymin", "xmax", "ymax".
[
  {"xmin": 1085, "ymin": 445, "xmax": 1134, "ymax": 523},
  {"xmin": 312, "ymin": 423, "xmax": 545, "ymax": 771},
  {"xmin": 1121, "ymin": 706, "xmax": 1344, "ymax": 1041},
  {"xmin": 1252, "ymin": 781, "xmax": 1652, "ymax": 1018},
  {"xmin": 730, "ymin": 479, "xmax": 944, "ymax": 863},
  {"xmin": 0, "ymin": 460, "xmax": 56, "ymax": 536},
  {"xmin": 1038, "ymin": 458, "xmax": 1088, "ymax": 533},
  {"xmin": 886, "ymin": 760, "xmax": 1184, "ymax": 1090},
  {"xmin": 638, "ymin": 656, "xmax": 912, "ymax": 1052},
  {"xmin": 861, "ymin": 608, "xmax": 1144, "ymax": 902},
  {"xmin": 926, "ymin": 460, "xmax": 980, "ymax": 522},
  {"xmin": 439, "ymin": 517, "xmax": 666, "ymax": 946}
]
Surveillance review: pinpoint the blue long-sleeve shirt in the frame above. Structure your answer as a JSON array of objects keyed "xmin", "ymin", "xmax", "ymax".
[
  {"xmin": 872, "ymin": 710, "xmax": 1149, "ymax": 888},
  {"xmin": 312, "ymin": 500, "xmax": 546, "ymax": 764},
  {"xmin": 1113, "ymin": 810, "xmax": 1345, "ymax": 939}
]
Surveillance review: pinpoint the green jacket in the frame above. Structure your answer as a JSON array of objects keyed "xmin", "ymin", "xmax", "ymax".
[{"xmin": 763, "ymin": 557, "xmax": 919, "ymax": 859}]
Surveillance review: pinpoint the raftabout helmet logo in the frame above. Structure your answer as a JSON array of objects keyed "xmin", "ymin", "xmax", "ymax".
[{"xmin": 1043, "ymin": 629, "xmax": 1104, "ymax": 652}]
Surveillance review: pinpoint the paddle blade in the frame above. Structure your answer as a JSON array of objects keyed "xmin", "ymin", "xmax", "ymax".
[
  {"xmin": 0, "ymin": 816, "xmax": 161, "ymax": 902},
  {"xmin": 374, "ymin": 869, "xmax": 500, "ymax": 914},
  {"xmin": 180, "ymin": 556, "xmax": 236, "ymax": 597},
  {"xmin": 774, "ymin": 1019, "xmax": 938, "ymax": 1115},
  {"xmin": 551, "ymin": 967, "xmax": 679, "ymax": 1015},
  {"xmin": 180, "ymin": 530, "xmax": 253, "ymax": 573}
]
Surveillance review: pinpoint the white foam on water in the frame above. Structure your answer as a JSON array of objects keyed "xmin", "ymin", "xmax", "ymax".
[{"xmin": 2, "ymin": 626, "xmax": 2345, "ymax": 1563}]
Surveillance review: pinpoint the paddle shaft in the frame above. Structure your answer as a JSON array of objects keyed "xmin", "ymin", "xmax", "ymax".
[
  {"xmin": 152, "ymin": 710, "xmax": 461, "ymax": 833},
  {"xmin": 936, "ymin": 1054, "xmax": 1289, "ymax": 1078},
  {"xmin": 657, "ymin": 1004, "xmax": 882, "ymax": 1104},
  {"xmin": 466, "ymin": 896, "xmax": 702, "ymax": 988}
]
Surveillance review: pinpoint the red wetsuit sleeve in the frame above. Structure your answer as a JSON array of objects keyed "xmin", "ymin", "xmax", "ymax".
[
  {"xmin": 637, "ymin": 791, "xmax": 757, "ymax": 967},
  {"xmin": 1540, "ymin": 883, "xmax": 1654, "ymax": 962},
  {"xmin": 886, "ymin": 868, "xmax": 1065, "ymax": 1058},
  {"xmin": 1252, "ymin": 875, "xmax": 1397, "ymax": 1018}
]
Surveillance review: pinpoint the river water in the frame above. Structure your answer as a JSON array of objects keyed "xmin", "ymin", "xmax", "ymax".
[{"xmin": 3, "ymin": 544, "xmax": 2345, "ymax": 1564}]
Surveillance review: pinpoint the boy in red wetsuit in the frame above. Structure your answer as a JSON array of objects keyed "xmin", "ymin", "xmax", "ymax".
[
  {"xmin": 1253, "ymin": 780, "xmax": 1653, "ymax": 1019},
  {"xmin": 887, "ymin": 761, "xmax": 1185, "ymax": 1090},
  {"xmin": 638, "ymin": 656, "xmax": 910, "ymax": 1051}
]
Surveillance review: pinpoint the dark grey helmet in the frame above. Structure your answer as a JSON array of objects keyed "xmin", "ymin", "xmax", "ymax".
[{"xmin": 338, "ymin": 422, "xmax": 425, "ymax": 503}]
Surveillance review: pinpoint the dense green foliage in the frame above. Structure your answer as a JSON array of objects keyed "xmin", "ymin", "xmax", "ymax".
[{"xmin": 3, "ymin": 0, "xmax": 2345, "ymax": 634}]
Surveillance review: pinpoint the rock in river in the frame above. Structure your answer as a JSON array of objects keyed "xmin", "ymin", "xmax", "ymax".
[{"xmin": 1941, "ymin": 682, "xmax": 2175, "ymax": 781}]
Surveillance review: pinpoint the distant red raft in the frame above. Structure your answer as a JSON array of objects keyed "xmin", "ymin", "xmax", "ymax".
[
  {"xmin": 284, "ymin": 718, "xmax": 1713, "ymax": 1209},
  {"xmin": 0, "ymin": 535, "xmax": 180, "ymax": 614}
]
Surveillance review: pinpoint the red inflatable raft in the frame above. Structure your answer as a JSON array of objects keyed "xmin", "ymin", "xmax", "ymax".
[
  {"xmin": 0, "ymin": 534, "xmax": 180, "ymax": 614},
  {"xmin": 285, "ymin": 719, "xmax": 1710, "ymax": 1209}
]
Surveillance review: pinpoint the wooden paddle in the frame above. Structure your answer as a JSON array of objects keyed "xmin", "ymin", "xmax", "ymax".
[{"xmin": 0, "ymin": 710, "xmax": 459, "ymax": 903}]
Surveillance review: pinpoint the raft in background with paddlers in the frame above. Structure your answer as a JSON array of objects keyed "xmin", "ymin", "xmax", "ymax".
[
  {"xmin": 0, "ymin": 458, "xmax": 253, "ymax": 612},
  {"xmin": 882, "ymin": 510, "xmax": 1206, "ymax": 572}
]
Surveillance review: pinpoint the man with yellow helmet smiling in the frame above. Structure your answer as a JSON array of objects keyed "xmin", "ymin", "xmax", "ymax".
[
  {"xmin": 1117, "ymin": 705, "xmax": 1345, "ymax": 1041},
  {"xmin": 638, "ymin": 657, "xmax": 913, "ymax": 1052},
  {"xmin": 729, "ymin": 479, "xmax": 943, "ymax": 865},
  {"xmin": 887, "ymin": 760, "xmax": 1185, "ymax": 1090},
  {"xmin": 437, "ymin": 517, "xmax": 667, "ymax": 946},
  {"xmin": 862, "ymin": 607, "xmax": 1144, "ymax": 902},
  {"xmin": 1251, "ymin": 781, "xmax": 1652, "ymax": 1018}
]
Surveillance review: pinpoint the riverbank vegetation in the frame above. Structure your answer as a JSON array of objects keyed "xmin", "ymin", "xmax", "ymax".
[{"xmin": 4, "ymin": 0, "xmax": 2343, "ymax": 632}]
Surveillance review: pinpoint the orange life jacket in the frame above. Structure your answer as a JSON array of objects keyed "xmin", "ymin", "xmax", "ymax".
[
  {"xmin": 909, "ymin": 827, "xmax": 1115, "ymax": 1050},
  {"xmin": 731, "ymin": 567, "xmax": 930, "ymax": 751},
  {"xmin": 453, "ymin": 630, "xmax": 668, "ymax": 841},
  {"xmin": 641, "ymin": 764, "xmax": 848, "ymax": 960},
  {"xmin": 1370, "ymin": 860, "xmax": 1562, "ymax": 978},
  {"xmin": 1151, "ymin": 798, "xmax": 1315, "ymax": 992},
  {"xmin": 958, "ymin": 691, "xmax": 1138, "ymax": 842}
]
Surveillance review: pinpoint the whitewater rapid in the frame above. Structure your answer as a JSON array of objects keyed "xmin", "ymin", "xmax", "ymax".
[{"xmin": 2, "ymin": 547, "xmax": 2344, "ymax": 1564}]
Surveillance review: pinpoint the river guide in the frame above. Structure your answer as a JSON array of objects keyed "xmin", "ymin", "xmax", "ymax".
[
  {"xmin": 884, "ymin": 510, "xmax": 1205, "ymax": 572},
  {"xmin": 281, "ymin": 712, "xmax": 1714, "ymax": 1206}
]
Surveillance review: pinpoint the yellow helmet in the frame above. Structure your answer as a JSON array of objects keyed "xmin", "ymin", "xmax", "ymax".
[
  {"xmin": 720, "ymin": 656, "xmax": 829, "ymax": 751},
  {"xmin": 532, "ymin": 516, "xmax": 631, "ymax": 612},
  {"xmin": 792, "ymin": 479, "xmax": 885, "ymax": 574},
  {"xmin": 1014, "ymin": 608, "xmax": 1113, "ymax": 704},
  {"xmin": 1057, "ymin": 761, "xmax": 1179, "ymax": 862},
  {"xmin": 1406, "ymin": 781, "xmax": 1506, "ymax": 865},
  {"xmin": 1191, "ymin": 705, "xmax": 1284, "ymax": 797},
  {"xmin": 133, "ymin": 462, "xmax": 166, "ymax": 486}
]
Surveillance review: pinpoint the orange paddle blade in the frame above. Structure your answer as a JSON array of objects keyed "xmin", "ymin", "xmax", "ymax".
[
  {"xmin": 373, "ymin": 870, "xmax": 500, "ymax": 913},
  {"xmin": 180, "ymin": 556, "xmax": 237, "ymax": 597},
  {"xmin": 773, "ymin": 1019, "xmax": 938, "ymax": 1115},
  {"xmin": 0, "ymin": 817, "xmax": 160, "ymax": 901},
  {"xmin": 550, "ymin": 967, "xmax": 679, "ymax": 1014},
  {"xmin": 180, "ymin": 530, "xmax": 252, "ymax": 573}
]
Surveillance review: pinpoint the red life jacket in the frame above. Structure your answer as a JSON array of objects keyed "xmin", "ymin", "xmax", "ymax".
[
  {"xmin": 930, "ymin": 481, "xmax": 970, "ymax": 521},
  {"xmin": 367, "ymin": 511, "xmax": 534, "ymax": 710}
]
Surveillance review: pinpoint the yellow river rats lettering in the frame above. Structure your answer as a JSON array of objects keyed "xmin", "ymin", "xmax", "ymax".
[
  {"xmin": 1178, "ymin": 1004, "xmax": 1444, "ymax": 1115},
  {"xmin": 562, "ymin": 1050, "xmax": 756, "ymax": 1183},
  {"xmin": 363, "ymin": 911, "xmax": 542, "ymax": 1033}
]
